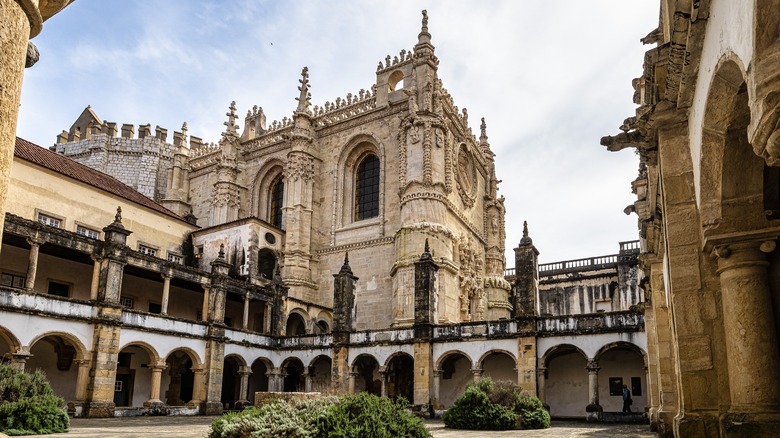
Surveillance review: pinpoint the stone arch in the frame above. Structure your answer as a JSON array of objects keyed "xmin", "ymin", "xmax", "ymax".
[
  {"xmin": 257, "ymin": 247, "xmax": 278, "ymax": 280},
  {"xmin": 308, "ymin": 355, "xmax": 332, "ymax": 393},
  {"xmin": 437, "ymin": 350, "xmax": 474, "ymax": 408},
  {"xmin": 0, "ymin": 325, "xmax": 22, "ymax": 362},
  {"xmin": 543, "ymin": 343, "xmax": 588, "ymax": 418},
  {"xmin": 163, "ymin": 348, "xmax": 200, "ymax": 406},
  {"xmin": 699, "ymin": 56, "xmax": 766, "ymax": 234},
  {"xmin": 162, "ymin": 346, "xmax": 202, "ymax": 368},
  {"xmin": 116, "ymin": 341, "xmax": 160, "ymax": 364},
  {"xmin": 335, "ymin": 134, "xmax": 385, "ymax": 229},
  {"xmin": 593, "ymin": 341, "xmax": 648, "ymax": 413},
  {"xmin": 28, "ymin": 331, "xmax": 89, "ymax": 361},
  {"xmin": 115, "ymin": 343, "xmax": 158, "ymax": 407},
  {"xmin": 388, "ymin": 70, "xmax": 405, "ymax": 91},
  {"xmin": 313, "ymin": 310, "xmax": 332, "ymax": 334},
  {"xmin": 222, "ymin": 354, "xmax": 246, "ymax": 409},
  {"xmin": 479, "ymin": 350, "xmax": 517, "ymax": 384},
  {"xmin": 352, "ymin": 354, "xmax": 381, "ymax": 395},
  {"xmin": 286, "ymin": 309, "xmax": 309, "ymax": 336},
  {"xmin": 251, "ymin": 158, "xmax": 286, "ymax": 225},
  {"xmin": 281, "ymin": 356, "xmax": 305, "ymax": 392},
  {"xmin": 248, "ymin": 357, "xmax": 273, "ymax": 403},
  {"xmin": 384, "ymin": 352, "xmax": 414, "ymax": 401}
]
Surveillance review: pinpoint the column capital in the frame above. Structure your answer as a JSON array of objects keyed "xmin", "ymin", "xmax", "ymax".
[
  {"xmin": 470, "ymin": 367, "xmax": 483, "ymax": 375},
  {"xmin": 148, "ymin": 364, "xmax": 167, "ymax": 372},
  {"xmin": 75, "ymin": 359, "xmax": 91, "ymax": 367},
  {"xmin": 433, "ymin": 369, "xmax": 443, "ymax": 377},
  {"xmin": 537, "ymin": 366, "xmax": 548, "ymax": 377},
  {"xmin": 26, "ymin": 236, "xmax": 44, "ymax": 247},
  {"xmin": 161, "ymin": 272, "xmax": 172, "ymax": 280},
  {"xmin": 586, "ymin": 360, "xmax": 600, "ymax": 372}
]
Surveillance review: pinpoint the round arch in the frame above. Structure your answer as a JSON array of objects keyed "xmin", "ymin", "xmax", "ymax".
[
  {"xmin": 281, "ymin": 356, "xmax": 305, "ymax": 392},
  {"xmin": 385, "ymin": 352, "xmax": 413, "ymax": 401},
  {"xmin": 286, "ymin": 309, "xmax": 309, "ymax": 336},
  {"xmin": 251, "ymin": 158, "xmax": 286, "ymax": 224},
  {"xmin": 163, "ymin": 348, "xmax": 198, "ymax": 406},
  {"xmin": 540, "ymin": 343, "xmax": 588, "ymax": 368},
  {"xmin": 308, "ymin": 355, "xmax": 332, "ymax": 393},
  {"xmin": 435, "ymin": 350, "xmax": 474, "ymax": 369},
  {"xmin": 117, "ymin": 340, "xmax": 161, "ymax": 364},
  {"xmin": 594, "ymin": 341, "xmax": 647, "ymax": 364},
  {"xmin": 436, "ymin": 350, "xmax": 473, "ymax": 408},
  {"xmin": 352, "ymin": 354, "xmax": 381, "ymax": 395},
  {"xmin": 28, "ymin": 331, "xmax": 89, "ymax": 361},
  {"xmin": 163, "ymin": 346, "xmax": 203, "ymax": 368},
  {"xmin": 479, "ymin": 350, "xmax": 517, "ymax": 384},
  {"xmin": 0, "ymin": 324, "xmax": 22, "ymax": 357},
  {"xmin": 593, "ymin": 341, "xmax": 648, "ymax": 413},
  {"xmin": 336, "ymin": 134, "xmax": 385, "ymax": 228},
  {"xmin": 248, "ymin": 357, "xmax": 273, "ymax": 403}
]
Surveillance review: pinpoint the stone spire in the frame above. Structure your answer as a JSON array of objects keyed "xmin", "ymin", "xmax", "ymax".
[
  {"xmin": 339, "ymin": 251, "xmax": 353, "ymax": 275},
  {"xmin": 221, "ymin": 101, "xmax": 239, "ymax": 143},
  {"xmin": 295, "ymin": 66, "xmax": 312, "ymax": 113},
  {"xmin": 413, "ymin": 10, "xmax": 438, "ymax": 65},
  {"xmin": 520, "ymin": 221, "xmax": 533, "ymax": 246}
]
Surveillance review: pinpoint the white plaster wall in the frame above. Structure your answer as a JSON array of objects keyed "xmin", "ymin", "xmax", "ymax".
[
  {"xmin": 118, "ymin": 328, "xmax": 206, "ymax": 365},
  {"xmin": 223, "ymin": 343, "xmax": 277, "ymax": 368},
  {"xmin": 482, "ymin": 352, "xmax": 517, "ymax": 383},
  {"xmin": 27, "ymin": 340, "xmax": 78, "ymax": 402},
  {"xmin": 598, "ymin": 348, "xmax": 647, "ymax": 412},
  {"xmin": 546, "ymin": 351, "xmax": 588, "ymax": 418},
  {"xmin": 432, "ymin": 338, "xmax": 517, "ymax": 368},
  {"xmin": 2, "ymin": 312, "xmax": 93, "ymax": 351},
  {"xmin": 349, "ymin": 344, "xmax": 414, "ymax": 368},
  {"xmin": 438, "ymin": 354, "xmax": 472, "ymax": 407},
  {"xmin": 537, "ymin": 332, "xmax": 647, "ymax": 361},
  {"xmin": 688, "ymin": 0, "xmax": 754, "ymax": 206}
]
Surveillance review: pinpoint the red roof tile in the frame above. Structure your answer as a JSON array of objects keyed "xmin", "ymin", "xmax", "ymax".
[{"xmin": 14, "ymin": 137, "xmax": 190, "ymax": 224}]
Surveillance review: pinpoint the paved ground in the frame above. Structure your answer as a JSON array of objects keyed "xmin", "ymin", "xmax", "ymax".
[{"xmin": 8, "ymin": 416, "xmax": 657, "ymax": 438}]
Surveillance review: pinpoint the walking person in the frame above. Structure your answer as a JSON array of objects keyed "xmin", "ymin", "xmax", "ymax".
[{"xmin": 622, "ymin": 384, "xmax": 632, "ymax": 413}]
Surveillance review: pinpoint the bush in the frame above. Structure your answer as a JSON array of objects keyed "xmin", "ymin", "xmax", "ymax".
[
  {"xmin": 0, "ymin": 364, "xmax": 70, "ymax": 436},
  {"xmin": 209, "ymin": 393, "xmax": 430, "ymax": 438},
  {"xmin": 443, "ymin": 377, "xmax": 549, "ymax": 431}
]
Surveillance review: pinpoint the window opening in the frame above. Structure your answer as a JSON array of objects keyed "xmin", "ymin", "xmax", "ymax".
[
  {"xmin": 270, "ymin": 176, "xmax": 284, "ymax": 228},
  {"xmin": 37, "ymin": 213, "xmax": 61, "ymax": 228},
  {"xmin": 355, "ymin": 154, "xmax": 380, "ymax": 221}
]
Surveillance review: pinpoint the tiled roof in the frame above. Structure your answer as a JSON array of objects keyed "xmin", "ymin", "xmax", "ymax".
[{"xmin": 14, "ymin": 137, "xmax": 189, "ymax": 223}]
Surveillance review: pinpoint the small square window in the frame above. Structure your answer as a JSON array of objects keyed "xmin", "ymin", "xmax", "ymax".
[
  {"xmin": 76, "ymin": 225, "xmax": 100, "ymax": 239},
  {"xmin": 37, "ymin": 213, "xmax": 61, "ymax": 228},
  {"xmin": 47, "ymin": 281, "xmax": 70, "ymax": 298},
  {"xmin": 114, "ymin": 380, "xmax": 123, "ymax": 392},
  {"xmin": 148, "ymin": 302, "xmax": 162, "ymax": 314},
  {"xmin": 120, "ymin": 296, "xmax": 134, "ymax": 308},
  {"xmin": 167, "ymin": 253, "xmax": 183, "ymax": 264},
  {"xmin": 2, "ymin": 273, "xmax": 26, "ymax": 289},
  {"xmin": 138, "ymin": 245, "xmax": 157, "ymax": 257}
]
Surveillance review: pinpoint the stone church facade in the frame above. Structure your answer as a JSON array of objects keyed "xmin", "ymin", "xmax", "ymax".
[
  {"xmin": 604, "ymin": 0, "xmax": 780, "ymax": 436},
  {"xmin": 1, "ymin": 11, "xmax": 646, "ymax": 421}
]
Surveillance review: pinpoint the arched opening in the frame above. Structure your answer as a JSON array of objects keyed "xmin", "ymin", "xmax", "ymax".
[
  {"xmin": 114, "ymin": 344, "xmax": 157, "ymax": 407},
  {"xmin": 26, "ymin": 334, "xmax": 85, "ymax": 404},
  {"xmin": 386, "ymin": 353, "xmax": 414, "ymax": 401},
  {"xmin": 313, "ymin": 319, "xmax": 330, "ymax": 334},
  {"xmin": 257, "ymin": 248, "xmax": 277, "ymax": 280},
  {"xmin": 388, "ymin": 70, "xmax": 404, "ymax": 92},
  {"xmin": 269, "ymin": 175, "xmax": 284, "ymax": 228},
  {"xmin": 0, "ymin": 325, "xmax": 20, "ymax": 365},
  {"xmin": 221, "ymin": 355, "xmax": 244, "ymax": 409},
  {"xmin": 354, "ymin": 154, "xmax": 380, "ymax": 221},
  {"xmin": 309, "ymin": 356, "xmax": 332, "ymax": 393},
  {"xmin": 163, "ymin": 350, "xmax": 195, "ymax": 406},
  {"xmin": 481, "ymin": 351, "xmax": 517, "ymax": 384},
  {"xmin": 595, "ymin": 343, "xmax": 647, "ymax": 413},
  {"xmin": 282, "ymin": 358, "xmax": 304, "ymax": 392},
  {"xmin": 544, "ymin": 345, "xmax": 588, "ymax": 418},
  {"xmin": 248, "ymin": 358, "xmax": 270, "ymax": 404},
  {"xmin": 353, "ymin": 355, "xmax": 381, "ymax": 395},
  {"xmin": 438, "ymin": 352, "xmax": 473, "ymax": 407},
  {"xmin": 286, "ymin": 312, "xmax": 307, "ymax": 336}
]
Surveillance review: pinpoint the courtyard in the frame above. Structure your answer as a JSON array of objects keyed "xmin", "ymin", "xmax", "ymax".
[{"xmin": 7, "ymin": 416, "xmax": 656, "ymax": 438}]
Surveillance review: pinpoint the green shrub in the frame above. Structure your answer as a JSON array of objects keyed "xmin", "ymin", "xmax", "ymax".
[
  {"xmin": 0, "ymin": 364, "xmax": 70, "ymax": 436},
  {"xmin": 442, "ymin": 377, "xmax": 549, "ymax": 431},
  {"xmin": 316, "ymin": 392, "xmax": 429, "ymax": 438},
  {"xmin": 209, "ymin": 393, "xmax": 429, "ymax": 438}
]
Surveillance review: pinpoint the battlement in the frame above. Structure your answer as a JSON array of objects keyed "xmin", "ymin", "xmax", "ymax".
[{"xmin": 376, "ymin": 48, "xmax": 414, "ymax": 73}]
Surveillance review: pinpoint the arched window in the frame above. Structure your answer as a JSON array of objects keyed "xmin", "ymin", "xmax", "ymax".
[
  {"xmin": 269, "ymin": 176, "xmax": 284, "ymax": 228},
  {"xmin": 354, "ymin": 154, "xmax": 380, "ymax": 221}
]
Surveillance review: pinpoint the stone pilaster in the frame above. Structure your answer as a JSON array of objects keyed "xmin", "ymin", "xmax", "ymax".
[
  {"xmin": 333, "ymin": 253, "xmax": 357, "ymax": 333},
  {"xmin": 414, "ymin": 239, "xmax": 438, "ymax": 331},
  {"xmin": 537, "ymin": 367, "xmax": 549, "ymax": 410},
  {"xmin": 512, "ymin": 221, "xmax": 539, "ymax": 317},
  {"xmin": 236, "ymin": 366, "xmax": 251, "ymax": 408},
  {"xmin": 201, "ymin": 244, "xmax": 231, "ymax": 415}
]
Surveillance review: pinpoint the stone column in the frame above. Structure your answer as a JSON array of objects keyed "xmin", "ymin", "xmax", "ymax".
[
  {"xmin": 24, "ymin": 237, "xmax": 42, "ymax": 290},
  {"xmin": 713, "ymin": 241, "xmax": 780, "ymax": 422},
  {"xmin": 303, "ymin": 369, "xmax": 313, "ymax": 393},
  {"xmin": 10, "ymin": 351, "xmax": 30, "ymax": 370},
  {"xmin": 537, "ymin": 366, "xmax": 549, "ymax": 409},
  {"xmin": 348, "ymin": 371, "xmax": 357, "ymax": 394},
  {"xmin": 160, "ymin": 273, "xmax": 171, "ymax": 315},
  {"xmin": 144, "ymin": 364, "xmax": 166, "ymax": 407},
  {"xmin": 267, "ymin": 368, "xmax": 282, "ymax": 393},
  {"xmin": 470, "ymin": 367, "xmax": 483, "ymax": 382},
  {"xmin": 242, "ymin": 295, "xmax": 250, "ymax": 329},
  {"xmin": 89, "ymin": 256, "xmax": 101, "ymax": 300},
  {"xmin": 378, "ymin": 366, "xmax": 388, "ymax": 397},
  {"xmin": 74, "ymin": 359, "xmax": 91, "ymax": 402},
  {"xmin": 189, "ymin": 366, "xmax": 206, "ymax": 407},
  {"xmin": 432, "ymin": 370, "xmax": 442, "ymax": 409},
  {"xmin": 201, "ymin": 286, "xmax": 210, "ymax": 321},
  {"xmin": 236, "ymin": 366, "xmax": 251, "ymax": 407},
  {"xmin": 585, "ymin": 360, "xmax": 602, "ymax": 421}
]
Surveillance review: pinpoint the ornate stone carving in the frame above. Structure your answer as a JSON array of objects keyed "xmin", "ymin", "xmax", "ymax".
[
  {"xmin": 285, "ymin": 153, "xmax": 315, "ymax": 182},
  {"xmin": 457, "ymin": 234, "xmax": 484, "ymax": 321},
  {"xmin": 455, "ymin": 144, "xmax": 477, "ymax": 208}
]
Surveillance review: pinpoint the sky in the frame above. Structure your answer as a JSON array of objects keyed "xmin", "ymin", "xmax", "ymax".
[{"xmin": 16, "ymin": 0, "xmax": 659, "ymax": 264}]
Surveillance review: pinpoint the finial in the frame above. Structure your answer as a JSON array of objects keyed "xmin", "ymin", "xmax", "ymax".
[
  {"xmin": 222, "ymin": 102, "xmax": 239, "ymax": 139},
  {"xmin": 181, "ymin": 122, "xmax": 188, "ymax": 134},
  {"xmin": 421, "ymin": 10, "xmax": 428, "ymax": 33},
  {"xmin": 520, "ymin": 221, "xmax": 533, "ymax": 246},
  {"xmin": 114, "ymin": 206, "xmax": 122, "ymax": 223},
  {"xmin": 218, "ymin": 243, "xmax": 225, "ymax": 259},
  {"xmin": 339, "ymin": 251, "xmax": 353, "ymax": 275},
  {"xmin": 344, "ymin": 251, "xmax": 349, "ymax": 264},
  {"xmin": 420, "ymin": 239, "xmax": 433, "ymax": 261},
  {"xmin": 425, "ymin": 238, "xmax": 430, "ymax": 253},
  {"xmin": 296, "ymin": 66, "xmax": 312, "ymax": 112},
  {"xmin": 480, "ymin": 118, "xmax": 488, "ymax": 142}
]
